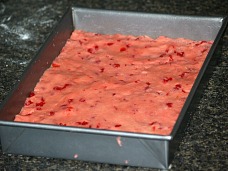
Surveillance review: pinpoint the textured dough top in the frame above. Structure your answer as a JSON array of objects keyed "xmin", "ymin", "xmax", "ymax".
[{"xmin": 14, "ymin": 30, "xmax": 212, "ymax": 135}]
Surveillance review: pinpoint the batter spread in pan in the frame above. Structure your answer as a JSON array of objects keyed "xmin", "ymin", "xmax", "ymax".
[{"xmin": 14, "ymin": 30, "xmax": 212, "ymax": 135}]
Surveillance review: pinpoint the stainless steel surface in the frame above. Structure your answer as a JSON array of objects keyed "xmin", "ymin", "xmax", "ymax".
[
  {"xmin": 72, "ymin": 8, "xmax": 223, "ymax": 40},
  {"xmin": 0, "ymin": 7, "xmax": 227, "ymax": 169}
]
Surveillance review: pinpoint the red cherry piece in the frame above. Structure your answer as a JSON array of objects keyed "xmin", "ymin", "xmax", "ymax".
[
  {"xmin": 81, "ymin": 121, "xmax": 88, "ymax": 125},
  {"xmin": 169, "ymin": 55, "xmax": 174, "ymax": 61},
  {"xmin": 78, "ymin": 40, "xmax": 83, "ymax": 45},
  {"xmin": 120, "ymin": 47, "xmax": 126, "ymax": 52},
  {"xmin": 25, "ymin": 100, "xmax": 33, "ymax": 106},
  {"xmin": 166, "ymin": 103, "xmax": 173, "ymax": 107},
  {"xmin": 114, "ymin": 106, "xmax": 118, "ymax": 110},
  {"xmin": 113, "ymin": 64, "xmax": 120, "ymax": 68},
  {"xmin": 96, "ymin": 123, "xmax": 101, "ymax": 128},
  {"xmin": 107, "ymin": 42, "xmax": 114, "ymax": 46},
  {"xmin": 182, "ymin": 89, "xmax": 187, "ymax": 93},
  {"xmin": 67, "ymin": 106, "xmax": 73, "ymax": 111},
  {"xmin": 87, "ymin": 48, "xmax": 93, "ymax": 53},
  {"xmin": 76, "ymin": 121, "xmax": 88, "ymax": 125},
  {"xmin": 79, "ymin": 98, "xmax": 86, "ymax": 102},
  {"xmin": 95, "ymin": 60, "xmax": 101, "ymax": 64},
  {"xmin": 159, "ymin": 54, "xmax": 165, "ymax": 57},
  {"xmin": 52, "ymin": 63, "xmax": 60, "ymax": 67},
  {"xmin": 49, "ymin": 111, "xmax": 55, "ymax": 116},
  {"xmin": 179, "ymin": 72, "xmax": 189, "ymax": 78},
  {"xmin": 94, "ymin": 45, "xmax": 99, "ymax": 50},
  {"xmin": 59, "ymin": 123, "xmax": 66, "ymax": 126},
  {"xmin": 115, "ymin": 124, "xmax": 122, "ymax": 127},
  {"xmin": 53, "ymin": 84, "xmax": 71, "ymax": 91},
  {"xmin": 195, "ymin": 40, "xmax": 207, "ymax": 46},
  {"xmin": 28, "ymin": 91, "xmax": 35, "ymax": 97},
  {"xmin": 23, "ymin": 113, "xmax": 32, "ymax": 116},
  {"xmin": 68, "ymin": 99, "xmax": 73, "ymax": 103},
  {"xmin": 36, "ymin": 98, "xmax": 45, "ymax": 107},
  {"xmin": 174, "ymin": 84, "xmax": 182, "ymax": 90},
  {"xmin": 149, "ymin": 121, "xmax": 159, "ymax": 126},
  {"xmin": 201, "ymin": 49, "xmax": 207, "ymax": 53},
  {"xmin": 176, "ymin": 52, "xmax": 185, "ymax": 57},
  {"xmin": 163, "ymin": 77, "xmax": 173, "ymax": 83},
  {"xmin": 100, "ymin": 68, "xmax": 105, "ymax": 73}
]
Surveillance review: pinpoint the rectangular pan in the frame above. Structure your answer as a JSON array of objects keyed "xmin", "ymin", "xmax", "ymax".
[{"xmin": 0, "ymin": 7, "xmax": 227, "ymax": 169}]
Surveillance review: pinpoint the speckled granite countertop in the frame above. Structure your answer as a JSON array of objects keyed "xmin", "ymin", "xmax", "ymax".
[{"xmin": 0, "ymin": 0, "xmax": 227, "ymax": 170}]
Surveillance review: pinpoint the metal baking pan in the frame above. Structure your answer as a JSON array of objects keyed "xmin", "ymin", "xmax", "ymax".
[{"xmin": 0, "ymin": 7, "xmax": 227, "ymax": 169}]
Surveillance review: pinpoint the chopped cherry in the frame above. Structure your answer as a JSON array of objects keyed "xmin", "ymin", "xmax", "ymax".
[
  {"xmin": 176, "ymin": 52, "xmax": 185, "ymax": 57},
  {"xmin": 36, "ymin": 97, "xmax": 45, "ymax": 107},
  {"xmin": 23, "ymin": 113, "xmax": 32, "ymax": 116},
  {"xmin": 68, "ymin": 99, "xmax": 73, "ymax": 103},
  {"xmin": 78, "ymin": 40, "xmax": 83, "ymax": 45},
  {"xmin": 195, "ymin": 40, "xmax": 207, "ymax": 46},
  {"xmin": 120, "ymin": 47, "xmax": 126, "ymax": 52},
  {"xmin": 159, "ymin": 54, "xmax": 165, "ymax": 57},
  {"xmin": 77, "ymin": 121, "xmax": 88, "ymax": 125},
  {"xmin": 144, "ymin": 86, "xmax": 150, "ymax": 91},
  {"xmin": 179, "ymin": 72, "xmax": 189, "ymax": 78},
  {"xmin": 59, "ymin": 123, "xmax": 67, "ymax": 126},
  {"xmin": 95, "ymin": 60, "xmax": 101, "ymax": 64},
  {"xmin": 149, "ymin": 121, "xmax": 159, "ymax": 126},
  {"xmin": 174, "ymin": 84, "xmax": 182, "ymax": 90},
  {"xmin": 115, "ymin": 124, "xmax": 122, "ymax": 127},
  {"xmin": 49, "ymin": 111, "xmax": 55, "ymax": 116},
  {"xmin": 107, "ymin": 42, "xmax": 114, "ymax": 46},
  {"xmin": 25, "ymin": 100, "xmax": 33, "ymax": 106},
  {"xmin": 166, "ymin": 103, "xmax": 173, "ymax": 107},
  {"xmin": 182, "ymin": 89, "xmax": 187, "ymax": 93},
  {"xmin": 81, "ymin": 121, "xmax": 88, "ymax": 125},
  {"xmin": 87, "ymin": 48, "xmax": 93, "ymax": 53},
  {"xmin": 94, "ymin": 45, "xmax": 99, "ymax": 50},
  {"xmin": 163, "ymin": 77, "xmax": 173, "ymax": 83},
  {"xmin": 53, "ymin": 84, "xmax": 71, "ymax": 91},
  {"xmin": 113, "ymin": 106, "xmax": 118, "ymax": 110},
  {"xmin": 28, "ymin": 91, "xmax": 35, "ymax": 97},
  {"xmin": 135, "ymin": 37, "xmax": 140, "ymax": 41},
  {"xmin": 79, "ymin": 98, "xmax": 86, "ymax": 102},
  {"xmin": 201, "ymin": 48, "xmax": 207, "ymax": 53},
  {"xmin": 61, "ymin": 104, "xmax": 67, "ymax": 107},
  {"xmin": 169, "ymin": 55, "xmax": 174, "ymax": 61},
  {"xmin": 52, "ymin": 63, "xmax": 60, "ymax": 67},
  {"xmin": 100, "ymin": 68, "xmax": 105, "ymax": 73},
  {"xmin": 67, "ymin": 106, "xmax": 73, "ymax": 111},
  {"xmin": 113, "ymin": 63, "xmax": 120, "ymax": 68}
]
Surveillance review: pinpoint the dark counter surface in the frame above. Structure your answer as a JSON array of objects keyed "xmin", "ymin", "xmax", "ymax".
[{"xmin": 0, "ymin": 0, "xmax": 227, "ymax": 170}]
